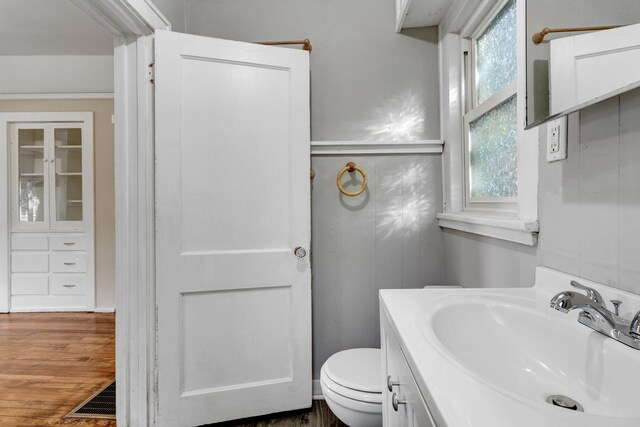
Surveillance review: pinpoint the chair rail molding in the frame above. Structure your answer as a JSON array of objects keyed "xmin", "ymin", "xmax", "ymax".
[{"xmin": 310, "ymin": 140, "xmax": 443, "ymax": 155}]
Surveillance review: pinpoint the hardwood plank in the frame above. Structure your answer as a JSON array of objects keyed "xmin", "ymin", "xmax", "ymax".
[
  {"xmin": 208, "ymin": 401, "xmax": 347, "ymax": 427},
  {"xmin": 0, "ymin": 313, "xmax": 116, "ymax": 427}
]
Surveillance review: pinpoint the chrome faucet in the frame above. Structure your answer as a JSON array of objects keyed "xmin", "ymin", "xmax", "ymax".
[{"xmin": 550, "ymin": 280, "xmax": 640, "ymax": 351}]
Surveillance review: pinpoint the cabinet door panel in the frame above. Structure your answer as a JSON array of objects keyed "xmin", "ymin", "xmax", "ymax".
[
  {"xmin": 13, "ymin": 125, "xmax": 49, "ymax": 230},
  {"xmin": 51, "ymin": 125, "xmax": 86, "ymax": 227},
  {"xmin": 382, "ymin": 310, "xmax": 436, "ymax": 427}
]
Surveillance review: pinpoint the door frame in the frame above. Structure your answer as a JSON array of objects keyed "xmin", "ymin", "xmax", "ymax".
[{"xmin": 68, "ymin": 1, "xmax": 168, "ymax": 425}]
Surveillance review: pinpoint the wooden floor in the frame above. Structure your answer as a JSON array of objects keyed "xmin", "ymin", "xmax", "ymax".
[
  {"xmin": 0, "ymin": 312, "xmax": 116, "ymax": 427},
  {"xmin": 208, "ymin": 401, "xmax": 346, "ymax": 427},
  {"xmin": 0, "ymin": 312, "xmax": 345, "ymax": 427}
]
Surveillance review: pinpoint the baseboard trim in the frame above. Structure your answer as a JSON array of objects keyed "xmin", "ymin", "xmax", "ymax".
[
  {"xmin": 10, "ymin": 307, "xmax": 93, "ymax": 313},
  {"xmin": 312, "ymin": 379, "xmax": 324, "ymax": 400},
  {"xmin": 8, "ymin": 307, "xmax": 116, "ymax": 313},
  {"xmin": 0, "ymin": 92, "xmax": 115, "ymax": 100}
]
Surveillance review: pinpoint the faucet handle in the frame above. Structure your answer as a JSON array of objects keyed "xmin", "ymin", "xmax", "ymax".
[
  {"xmin": 630, "ymin": 311, "xmax": 640, "ymax": 338},
  {"xmin": 610, "ymin": 300, "xmax": 622, "ymax": 316},
  {"xmin": 570, "ymin": 280, "xmax": 606, "ymax": 307}
]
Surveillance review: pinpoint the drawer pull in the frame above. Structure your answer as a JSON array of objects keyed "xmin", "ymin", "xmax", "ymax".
[
  {"xmin": 63, "ymin": 262, "xmax": 76, "ymax": 266},
  {"xmin": 392, "ymin": 393, "xmax": 406, "ymax": 412},
  {"xmin": 63, "ymin": 284, "xmax": 76, "ymax": 288},
  {"xmin": 63, "ymin": 242, "xmax": 76, "ymax": 246}
]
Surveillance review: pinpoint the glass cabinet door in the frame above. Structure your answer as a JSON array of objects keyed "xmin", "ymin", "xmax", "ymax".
[
  {"xmin": 16, "ymin": 127, "xmax": 47, "ymax": 224},
  {"xmin": 53, "ymin": 127, "xmax": 83, "ymax": 223}
]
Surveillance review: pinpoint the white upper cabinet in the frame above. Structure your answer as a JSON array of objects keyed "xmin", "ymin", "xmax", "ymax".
[
  {"xmin": 11, "ymin": 119, "xmax": 93, "ymax": 230},
  {"xmin": 5, "ymin": 112, "xmax": 95, "ymax": 312},
  {"xmin": 549, "ymin": 23, "xmax": 640, "ymax": 117},
  {"xmin": 395, "ymin": 0, "xmax": 453, "ymax": 32}
]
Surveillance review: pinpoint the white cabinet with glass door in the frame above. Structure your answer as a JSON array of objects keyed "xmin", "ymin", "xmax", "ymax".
[{"xmin": 8, "ymin": 112, "xmax": 94, "ymax": 312}]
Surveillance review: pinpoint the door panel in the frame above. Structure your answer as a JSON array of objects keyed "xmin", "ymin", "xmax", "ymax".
[
  {"xmin": 180, "ymin": 57, "xmax": 292, "ymax": 252},
  {"xmin": 155, "ymin": 30, "xmax": 311, "ymax": 427}
]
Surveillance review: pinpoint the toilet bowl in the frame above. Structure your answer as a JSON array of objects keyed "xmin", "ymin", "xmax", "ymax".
[
  {"xmin": 320, "ymin": 348, "xmax": 382, "ymax": 427},
  {"xmin": 321, "ymin": 287, "xmax": 461, "ymax": 426}
]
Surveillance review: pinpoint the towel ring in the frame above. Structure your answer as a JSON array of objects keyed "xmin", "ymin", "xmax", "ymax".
[{"xmin": 337, "ymin": 162, "xmax": 368, "ymax": 196}]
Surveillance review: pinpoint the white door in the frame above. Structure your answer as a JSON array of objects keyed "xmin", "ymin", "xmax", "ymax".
[{"xmin": 154, "ymin": 30, "xmax": 311, "ymax": 426}]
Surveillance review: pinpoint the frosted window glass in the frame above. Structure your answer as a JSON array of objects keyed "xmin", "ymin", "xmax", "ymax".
[
  {"xmin": 469, "ymin": 95, "xmax": 517, "ymax": 198},
  {"xmin": 476, "ymin": 0, "xmax": 517, "ymax": 104}
]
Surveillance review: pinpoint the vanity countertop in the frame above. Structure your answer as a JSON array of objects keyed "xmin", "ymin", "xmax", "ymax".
[{"xmin": 380, "ymin": 267, "xmax": 640, "ymax": 427}]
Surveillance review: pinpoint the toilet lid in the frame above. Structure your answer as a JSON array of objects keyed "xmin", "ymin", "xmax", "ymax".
[{"xmin": 324, "ymin": 348, "xmax": 382, "ymax": 393}]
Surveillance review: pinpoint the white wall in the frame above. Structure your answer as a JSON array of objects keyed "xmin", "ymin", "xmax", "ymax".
[
  {"xmin": 152, "ymin": 0, "xmax": 186, "ymax": 32},
  {"xmin": 185, "ymin": 0, "xmax": 440, "ymax": 141},
  {"xmin": 537, "ymin": 90, "xmax": 640, "ymax": 294},
  {"xmin": 0, "ymin": 55, "xmax": 113, "ymax": 94},
  {"xmin": 443, "ymin": 229, "xmax": 536, "ymax": 287}
]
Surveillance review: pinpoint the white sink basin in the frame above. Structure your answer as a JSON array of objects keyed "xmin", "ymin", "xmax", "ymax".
[
  {"xmin": 429, "ymin": 296, "xmax": 640, "ymax": 418},
  {"xmin": 379, "ymin": 267, "xmax": 640, "ymax": 427}
]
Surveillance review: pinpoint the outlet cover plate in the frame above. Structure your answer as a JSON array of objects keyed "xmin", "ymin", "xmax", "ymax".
[{"xmin": 546, "ymin": 116, "xmax": 567, "ymax": 162}]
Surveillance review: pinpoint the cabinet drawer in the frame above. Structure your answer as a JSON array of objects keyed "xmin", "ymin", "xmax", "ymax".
[
  {"xmin": 11, "ymin": 235, "xmax": 48, "ymax": 251},
  {"xmin": 50, "ymin": 274, "xmax": 86, "ymax": 295},
  {"xmin": 50, "ymin": 253, "xmax": 86, "ymax": 273},
  {"xmin": 11, "ymin": 275, "xmax": 48, "ymax": 295},
  {"xmin": 12, "ymin": 253, "xmax": 48, "ymax": 273},
  {"xmin": 50, "ymin": 235, "xmax": 86, "ymax": 251}
]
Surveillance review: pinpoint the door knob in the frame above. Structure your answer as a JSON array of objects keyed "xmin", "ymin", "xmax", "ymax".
[
  {"xmin": 387, "ymin": 375, "xmax": 400, "ymax": 392},
  {"xmin": 392, "ymin": 393, "xmax": 406, "ymax": 412},
  {"xmin": 293, "ymin": 246, "xmax": 307, "ymax": 258}
]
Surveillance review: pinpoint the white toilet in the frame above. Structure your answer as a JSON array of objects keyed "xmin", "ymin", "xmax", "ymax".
[
  {"xmin": 321, "ymin": 287, "xmax": 461, "ymax": 426},
  {"xmin": 320, "ymin": 348, "xmax": 383, "ymax": 427}
]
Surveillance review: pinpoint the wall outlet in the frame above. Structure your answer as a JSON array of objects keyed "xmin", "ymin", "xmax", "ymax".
[{"xmin": 546, "ymin": 116, "xmax": 567, "ymax": 162}]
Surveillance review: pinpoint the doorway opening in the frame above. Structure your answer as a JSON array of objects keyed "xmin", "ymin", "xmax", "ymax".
[{"xmin": 0, "ymin": 1, "xmax": 116, "ymax": 425}]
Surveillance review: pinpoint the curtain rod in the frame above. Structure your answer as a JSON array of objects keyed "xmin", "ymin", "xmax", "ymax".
[
  {"xmin": 532, "ymin": 25, "xmax": 624, "ymax": 44},
  {"xmin": 254, "ymin": 39, "xmax": 312, "ymax": 52}
]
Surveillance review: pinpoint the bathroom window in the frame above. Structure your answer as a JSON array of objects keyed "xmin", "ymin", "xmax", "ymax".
[
  {"xmin": 438, "ymin": 0, "xmax": 539, "ymax": 245},
  {"xmin": 463, "ymin": 0, "xmax": 517, "ymax": 212}
]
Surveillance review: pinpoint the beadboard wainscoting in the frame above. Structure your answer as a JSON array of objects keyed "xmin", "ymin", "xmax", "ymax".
[
  {"xmin": 311, "ymin": 151, "xmax": 444, "ymax": 379},
  {"xmin": 537, "ymin": 90, "xmax": 640, "ymax": 294}
]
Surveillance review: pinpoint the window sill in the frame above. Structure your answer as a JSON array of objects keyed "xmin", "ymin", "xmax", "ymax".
[{"xmin": 437, "ymin": 212, "xmax": 539, "ymax": 246}]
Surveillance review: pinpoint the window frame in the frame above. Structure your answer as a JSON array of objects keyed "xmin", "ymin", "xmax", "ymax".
[
  {"xmin": 437, "ymin": 0, "xmax": 539, "ymax": 246},
  {"xmin": 462, "ymin": 0, "xmax": 519, "ymax": 214}
]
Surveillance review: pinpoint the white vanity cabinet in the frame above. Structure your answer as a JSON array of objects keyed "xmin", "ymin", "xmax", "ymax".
[
  {"xmin": 381, "ymin": 307, "xmax": 436, "ymax": 427},
  {"xmin": 8, "ymin": 113, "xmax": 94, "ymax": 311}
]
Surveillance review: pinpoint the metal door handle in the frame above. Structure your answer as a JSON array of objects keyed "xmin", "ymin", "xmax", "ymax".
[
  {"xmin": 63, "ymin": 242, "xmax": 76, "ymax": 246},
  {"xmin": 63, "ymin": 262, "xmax": 76, "ymax": 266},
  {"xmin": 387, "ymin": 375, "xmax": 400, "ymax": 392},
  {"xmin": 293, "ymin": 247, "xmax": 307, "ymax": 258},
  {"xmin": 392, "ymin": 393, "xmax": 406, "ymax": 412},
  {"xmin": 63, "ymin": 284, "xmax": 76, "ymax": 288}
]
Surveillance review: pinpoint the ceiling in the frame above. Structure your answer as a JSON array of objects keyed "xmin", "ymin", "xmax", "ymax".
[{"xmin": 0, "ymin": 0, "xmax": 113, "ymax": 55}]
